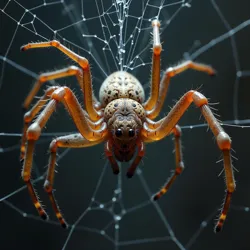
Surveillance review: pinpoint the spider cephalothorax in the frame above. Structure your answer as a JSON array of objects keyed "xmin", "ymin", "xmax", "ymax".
[
  {"xmin": 20, "ymin": 19, "xmax": 235, "ymax": 232},
  {"xmin": 105, "ymin": 97, "xmax": 146, "ymax": 162}
]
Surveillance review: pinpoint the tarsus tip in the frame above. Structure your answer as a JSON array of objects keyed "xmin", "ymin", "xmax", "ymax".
[
  {"xmin": 61, "ymin": 222, "xmax": 68, "ymax": 229},
  {"xmin": 20, "ymin": 45, "xmax": 26, "ymax": 51},
  {"xmin": 113, "ymin": 169, "xmax": 120, "ymax": 175},
  {"xmin": 214, "ymin": 224, "xmax": 222, "ymax": 233},
  {"xmin": 41, "ymin": 213, "xmax": 48, "ymax": 221},
  {"xmin": 126, "ymin": 172, "xmax": 133, "ymax": 178},
  {"xmin": 152, "ymin": 195, "xmax": 159, "ymax": 201},
  {"xmin": 210, "ymin": 70, "xmax": 217, "ymax": 77}
]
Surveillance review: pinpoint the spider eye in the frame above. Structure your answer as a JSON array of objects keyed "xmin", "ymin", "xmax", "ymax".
[
  {"xmin": 128, "ymin": 129, "xmax": 135, "ymax": 137},
  {"xmin": 115, "ymin": 128, "xmax": 123, "ymax": 137}
]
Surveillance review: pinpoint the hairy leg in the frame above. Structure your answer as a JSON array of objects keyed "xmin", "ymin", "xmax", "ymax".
[
  {"xmin": 126, "ymin": 141, "xmax": 145, "ymax": 178},
  {"xmin": 20, "ymin": 85, "xmax": 104, "ymax": 160},
  {"xmin": 152, "ymin": 125, "xmax": 184, "ymax": 200},
  {"xmin": 143, "ymin": 90, "xmax": 235, "ymax": 232},
  {"xmin": 143, "ymin": 19, "xmax": 161, "ymax": 110},
  {"xmin": 44, "ymin": 134, "xmax": 104, "ymax": 228},
  {"xmin": 21, "ymin": 40, "xmax": 101, "ymax": 120},
  {"xmin": 22, "ymin": 87, "xmax": 107, "ymax": 221},
  {"xmin": 105, "ymin": 140, "xmax": 120, "ymax": 175},
  {"xmin": 23, "ymin": 66, "xmax": 83, "ymax": 109},
  {"xmin": 147, "ymin": 61, "xmax": 216, "ymax": 119},
  {"xmin": 20, "ymin": 86, "xmax": 58, "ymax": 160}
]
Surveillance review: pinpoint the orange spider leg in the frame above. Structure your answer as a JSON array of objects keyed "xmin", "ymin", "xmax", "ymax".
[
  {"xmin": 153, "ymin": 125, "xmax": 184, "ymax": 200},
  {"xmin": 55, "ymin": 87, "xmax": 107, "ymax": 141},
  {"xmin": 126, "ymin": 141, "xmax": 145, "ymax": 178},
  {"xmin": 147, "ymin": 61, "xmax": 216, "ymax": 119},
  {"xmin": 23, "ymin": 66, "xmax": 84, "ymax": 109},
  {"xmin": 21, "ymin": 40, "xmax": 88, "ymax": 68},
  {"xmin": 145, "ymin": 117, "xmax": 161, "ymax": 129},
  {"xmin": 143, "ymin": 19, "xmax": 161, "ymax": 110},
  {"xmin": 105, "ymin": 140, "xmax": 120, "ymax": 175},
  {"xmin": 20, "ymin": 85, "xmax": 103, "ymax": 160},
  {"xmin": 20, "ymin": 86, "xmax": 58, "ymax": 160},
  {"xmin": 87, "ymin": 117, "xmax": 105, "ymax": 130},
  {"xmin": 44, "ymin": 134, "xmax": 105, "ymax": 228},
  {"xmin": 23, "ymin": 139, "xmax": 48, "ymax": 219},
  {"xmin": 142, "ymin": 90, "xmax": 235, "ymax": 232},
  {"xmin": 21, "ymin": 40, "xmax": 101, "ymax": 121},
  {"xmin": 22, "ymin": 87, "xmax": 107, "ymax": 220}
]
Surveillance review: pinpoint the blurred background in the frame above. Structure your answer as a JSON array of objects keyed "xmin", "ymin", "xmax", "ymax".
[{"xmin": 1, "ymin": 0, "xmax": 250, "ymax": 249}]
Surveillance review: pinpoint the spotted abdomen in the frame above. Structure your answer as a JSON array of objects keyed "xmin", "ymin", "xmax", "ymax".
[{"xmin": 99, "ymin": 71, "xmax": 145, "ymax": 107}]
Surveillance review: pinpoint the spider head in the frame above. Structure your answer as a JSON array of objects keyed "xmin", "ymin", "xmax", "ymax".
[
  {"xmin": 105, "ymin": 99, "xmax": 145, "ymax": 162},
  {"xmin": 111, "ymin": 114, "xmax": 141, "ymax": 161}
]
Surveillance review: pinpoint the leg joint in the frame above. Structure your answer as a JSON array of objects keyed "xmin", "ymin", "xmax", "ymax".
[
  {"xmin": 27, "ymin": 123, "xmax": 41, "ymax": 140},
  {"xmin": 228, "ymin": 183, "xmax": 235, "ymax": 193},
  {"xmin": 166, "ymin": 67, "xmax": 175, "ymax": 78},
  {"xmin": 172, "ymin": 125, "xmax": 182, "ymax": 137},
  {"xmin": 44, "ymin": 180, "xmax": 53, "ymax": 193},
  {"xmin": 51, "ymin": 87, "xmax": 66, "ymax": 101},
  {"xmin": 67, "ymin": 65, "xmax": 81, "ymax": 74},
  {"xmin": 21, "ymin": 170, "xmax": 30, "ymax": 182},
  {"xmin": 50, "ymin": 139, "xmax": 58, "ymax": 153},
  {"xmin": 216, "ymin": 131, "xmax": 231, "ymax": 150},
  {"xmin": 39, "ymin": 74, "xmax": 48, "ymax": 83},
  {"xmin": 176, "ymin": 162, "xmax": 184, "ymax": 175},
  {"xmin": 152, "ymin": 19, "xmax": 160, "ymax": 27},
  {"xmin": 24, "ymin": 111, "xmax": 32, "ymax": 123},
  {"xmin": 78, "ymin": 57, "xmax": 89, "ymax": 70},
  {"xmin": 153, "ymin": 44, "xmax": 162, "ymax": 56},
  {"xmin": 50, "ymin": 40, "xmax": 60, "ymax": 47},
  {"xmin": 45, "ymin": 86, "xmax": 58, "ymax": 95},
  {"xmin": 186, "ymin": 60, "xmax": 193, "ymax": 67},
  {"xmin": 192, "ymin": 91, "xmax": 208, "ymax": 107}
]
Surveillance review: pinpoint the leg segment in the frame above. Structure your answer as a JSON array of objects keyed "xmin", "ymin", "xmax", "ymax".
[
  {"xmin": 21, "ymin": 40, "xmax": 88, "ymax": 68},
  {"xmin": 21, "ymin": 40, "xmax": 101, "ymax": 120},
  {"xmin": 105, "ymin": 140, "xmax": 120, "ymax": 175},
  {"xmin": 22, "ymin": 87, "xmax": 107, "ymax": 221},
  {"xmin": 143, "ymin": 20, "xmax": 161, "ymax": 110},
  {"xmin": 153, "ymin": 125, "xmax": 184, "ymax": 200},
  {"xmin": 143, "ymin": 91, "xmax": 235, "ymax": 232},
  {"xmin": 126, "ymin": 141, "xmax": 145, "ymax": 178},
  {"xmin": 23, "ymin": 66, "xmax": 83, "ymax": 109},
  {"xmin": 20, "ymin": 86, "xmax": 58, "ymax": 160},
  {"xmin": 22, "ymin": 139, "xmax": 48, "ymax": 219},
  {"xmin": 146, "ymin": 61, "xmax": 216, "ymax": 118},
  {"xmin": 44, "ymin": 134, "xmax": 104, "ymax": 228},
  {"xmin": 20, "ymin": 86, "xmax": 103, "ymax": 160}
]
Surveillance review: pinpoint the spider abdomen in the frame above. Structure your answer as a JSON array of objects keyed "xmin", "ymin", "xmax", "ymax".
[{"xmin": 99, "ymin": 71, "xmax": 145, "ymax": 106}]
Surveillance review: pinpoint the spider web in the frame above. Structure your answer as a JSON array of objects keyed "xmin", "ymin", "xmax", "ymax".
[{"xmin": 1, "ymin": 0, "xmax": 250, "ymax": 249}]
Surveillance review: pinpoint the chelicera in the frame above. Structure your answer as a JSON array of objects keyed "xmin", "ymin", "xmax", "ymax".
[{"xmin": 20, "ymin": 20, "xmax": 235, "ymax": 232}]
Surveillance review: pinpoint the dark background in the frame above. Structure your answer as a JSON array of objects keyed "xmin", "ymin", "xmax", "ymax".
[{"xmin": 1, "ymin": 0, "xmax": 250, "ymax": 249}]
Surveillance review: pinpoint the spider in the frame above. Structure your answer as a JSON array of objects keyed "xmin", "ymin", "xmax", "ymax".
[{"xmin": 20, "ymin": 20, "xmax": 235, "ymax": 233}]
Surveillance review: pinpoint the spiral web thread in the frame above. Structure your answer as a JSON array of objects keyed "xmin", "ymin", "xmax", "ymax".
[{"xmin": 1, "ymin": 0, "xmax": 250, "ymax": 249}]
